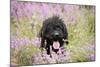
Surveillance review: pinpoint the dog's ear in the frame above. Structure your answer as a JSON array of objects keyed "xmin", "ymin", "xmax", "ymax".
[
  {"xmin": 40, "ymin": 27, "xmax": 45, "ymax": 48},
  {"xmin": 61, "ymin": 22, "xmax": 69, "ymax": 45},
  {"xmin": 41, "ymin": 38, "xmax": 44, "ymax": 47},
  {"xmin": 39, "ymin": 24, "xmax": 46, "ymax": 38},
  {"xmin": 62, "ymin": 23, "xmax": 68, "ymax": 39},
  {"xmin": 40, "ymin": 21, "xmax": 47, "ymax": 48}
]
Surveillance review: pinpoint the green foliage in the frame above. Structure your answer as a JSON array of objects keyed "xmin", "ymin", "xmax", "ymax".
[
  {"xmin": 66, "ymin": 8, "xmax": 95, "ymax": 62},
  {"xmin": 16, "ymin": 45, "xmax": 39, "ymax": 65}
]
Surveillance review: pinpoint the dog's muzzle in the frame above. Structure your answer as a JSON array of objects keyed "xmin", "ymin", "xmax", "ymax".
[
  {"xmin": 52, "ymin": 31, "xmax": 60, "ymax": 40},
  {"xmin": 53, "ymin": 31, "xmax": 60, "ymax": 37}
]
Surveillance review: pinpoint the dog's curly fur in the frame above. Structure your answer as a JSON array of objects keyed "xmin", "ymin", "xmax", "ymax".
[{"xmin": 39, "ymin": 16, "xmax": 68, "ymax": 56}]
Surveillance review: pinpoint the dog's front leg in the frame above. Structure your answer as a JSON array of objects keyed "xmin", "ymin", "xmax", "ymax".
[
  {"xmin": 46, "ymin": 45, "xmax": 50, "ymax": 55},
  {"xmin": 46, "ymin": 44, "xmax": 52, "ymax": 57}
]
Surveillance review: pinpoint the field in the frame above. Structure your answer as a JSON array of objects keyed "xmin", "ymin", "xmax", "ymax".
[{"xmin": 10, "ymin": 0, "xmax": 95, "ymax": 66}]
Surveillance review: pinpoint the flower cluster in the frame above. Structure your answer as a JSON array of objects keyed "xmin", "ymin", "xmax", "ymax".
[
  {"xmin": 11, "ymin": 0, "xmax": 79, "ymax": 23},
  {"xmin": 32, "ymin": 47, "xmax": 71, "ymax": 64},
  {"xmin": 11, "ymin": 36, "xmax": 41, "ymax": 48}
]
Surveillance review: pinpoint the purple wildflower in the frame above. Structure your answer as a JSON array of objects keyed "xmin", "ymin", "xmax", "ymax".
[
  {"xmin": 31, "ymin": 38, "xmax": 41, "ymax": 47},
  {"xmin": 10, "ymin": 36, "xmax": 20, "ymax": 48},
  {"xmin": 19, "ymin": 37, "xmax": 30, "ymax": 45},
  {"xmin": 90, "ymin": 54, "xmax": 95, "ymax": 61},
  {"xmin": 11, "ymin": 36, "xmax": 30, "ymax": 48},
  {"xmin": 53, "ymin": 4, "xmax": 62, "ymax": 16}
]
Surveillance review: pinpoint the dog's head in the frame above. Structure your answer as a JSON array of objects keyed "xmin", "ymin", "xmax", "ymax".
[{"xmin": 40, "ymin": 16, "xmax": 68, "ymax": 51}]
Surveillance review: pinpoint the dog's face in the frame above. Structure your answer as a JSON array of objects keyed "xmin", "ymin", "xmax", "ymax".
[
  {"xmin": 45, "ymin": 23, "xmax": 65, "ymax": 50},
  {"xmin": 40, "ymin": 16, "xmax": 68, "ymax": 55}
]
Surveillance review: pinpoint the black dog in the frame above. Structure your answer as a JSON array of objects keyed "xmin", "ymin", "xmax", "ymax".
[{"xmin": 40, "ymin": 16, "xmax": 68, "ymax": 56}]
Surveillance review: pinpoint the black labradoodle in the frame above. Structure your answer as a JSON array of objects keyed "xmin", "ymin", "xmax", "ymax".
[{"xmin": 39, "ymin": 16, "xmax": 68, "ymax": 56}]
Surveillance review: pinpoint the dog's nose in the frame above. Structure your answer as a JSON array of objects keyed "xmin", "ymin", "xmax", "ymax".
[
  {"xmin": 54, "ymin": 31, "xmax": 59, "ymax": 37},
  {"xmin": 55, "ymin": 32, "xmax": 59, "ymax": 36}
]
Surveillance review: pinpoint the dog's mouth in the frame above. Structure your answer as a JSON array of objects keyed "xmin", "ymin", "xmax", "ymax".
[{"xmin": 53, "ymin": 41, "xmax": 60, "ymax": 49}]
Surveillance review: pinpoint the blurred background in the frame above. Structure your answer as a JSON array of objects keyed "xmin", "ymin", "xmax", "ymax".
[{"xmin": 10, "ymin": 0, "xmax": 95, "ymax": 66}]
